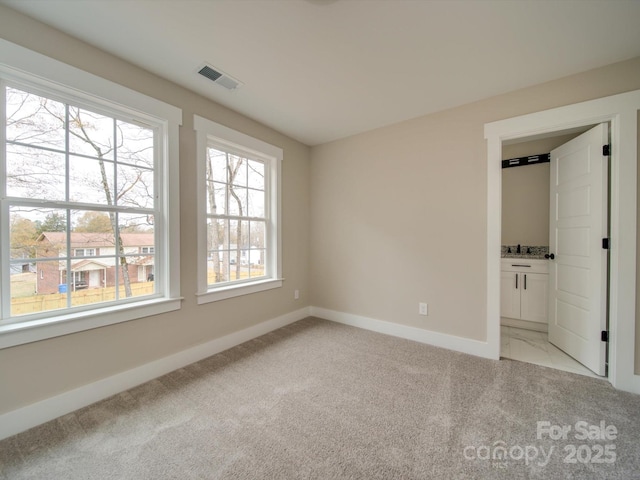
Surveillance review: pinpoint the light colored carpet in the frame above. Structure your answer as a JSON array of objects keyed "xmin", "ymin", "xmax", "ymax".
[{"xmin": 1, "ymin": 317, "xmax": 639, "ymax": 479}]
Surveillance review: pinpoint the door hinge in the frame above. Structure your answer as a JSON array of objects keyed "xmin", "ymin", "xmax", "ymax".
[
  {"xmin": 602, "ymin": 238, "xmax": 610, "ymax": 250},
  {"xmin": 601, "ymin": 331, "xmax": 609, "ymax": 342},
  {"xmin": 603, "ymin": 144, "xmax": 610, "ymax": 156}
]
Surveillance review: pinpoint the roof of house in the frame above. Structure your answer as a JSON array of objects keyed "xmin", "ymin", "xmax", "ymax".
[
  {"xmin": 70, "ymin": 259, "xmax": 113, "ymax": 271},
  {"xmin": 38, "ymin": 232, "xmax": 155, "ymax": 248}
]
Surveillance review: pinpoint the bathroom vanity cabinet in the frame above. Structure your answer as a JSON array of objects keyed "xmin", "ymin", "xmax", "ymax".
[{"xmin": 500, "ymin": 259, "xmax": 548, "ymax": 324}]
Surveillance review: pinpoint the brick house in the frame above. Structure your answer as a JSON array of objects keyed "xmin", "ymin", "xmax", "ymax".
[{"xmin": 36, "ymin": 232, "xmax": 155, "ymax": 294}]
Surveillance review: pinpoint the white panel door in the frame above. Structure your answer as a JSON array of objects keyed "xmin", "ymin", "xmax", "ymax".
[
  {"xmin": 548, "ymin": 123, "xmax": 608, "ymax": 375},
  {"xmin": 89, "ymin": 270, "xmax": 101, "ymax": 288}
]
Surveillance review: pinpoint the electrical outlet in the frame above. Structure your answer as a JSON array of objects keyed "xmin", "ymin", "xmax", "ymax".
[
  {"xmin": 419, "ymin": 302, "xmax": 428, "ymax": 316},
  {"xmin": 294, "ymin": 289, "xmax": 300, "ymax": 300}
]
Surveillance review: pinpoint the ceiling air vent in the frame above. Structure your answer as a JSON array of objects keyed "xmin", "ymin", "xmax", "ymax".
[{"xmin": 197, "ymin": 64, "xmax": 243, "ymax": 90}]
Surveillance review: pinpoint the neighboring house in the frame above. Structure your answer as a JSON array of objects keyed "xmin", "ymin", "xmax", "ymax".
[
  {"xmin": 9, "ymin": 258, "xmax": 35, "ymax": 275},
  {"xmin": 35, "ymin": 232, "xmax": 155, "ymax": 294},
  {"xmin": 214, "ymin": 245, "xmax": 264, "ymax": 266}
]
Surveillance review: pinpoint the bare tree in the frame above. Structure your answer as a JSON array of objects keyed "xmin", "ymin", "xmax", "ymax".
[
  {"xmin": 205, "ymin": 150, "xmax": 224, "ymax": 282},
  {"xmin": 65, "ymin": 106, "xmax": 134, "ymax": 296},
  {"xmin": 6, "ymin": 88, "xmax": 154, "ymax": 297},
  {"xmin": 205, "ymin": 151, "xmax": 244, "ymax": 283},
  {"xmin": 227, "ymin": 157, "xmax": 244, "ymax": 281},
  {"xmin": 206, "ymin": 150, "xmax": 265, "ymax": 284}
]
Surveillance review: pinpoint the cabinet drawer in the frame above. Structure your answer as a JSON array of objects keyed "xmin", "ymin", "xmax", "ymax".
[{"xmin": 501, "ymin": 259, "xmax": 548, "ymax": 274}]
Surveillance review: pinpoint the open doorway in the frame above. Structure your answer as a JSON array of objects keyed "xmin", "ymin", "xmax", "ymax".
[
  {"xmin": 499, "ymin": 125, "xmax": 604, "ymax": 377},
  {"xmin": 484, "ymin": 89, "xmax": 640, "ymax": 393}
]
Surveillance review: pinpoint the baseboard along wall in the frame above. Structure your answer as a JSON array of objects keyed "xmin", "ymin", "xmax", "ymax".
[
  {"xmin": 1, "ymin": 306, "xmax": 494, "ymax": 440},
  {"xmin": 311, "ymin": 307, "xmax": 491, "ymax": 359},
  {"xmin": 0, "ymin": 307, "xmax": 311, "ymax": 441}
]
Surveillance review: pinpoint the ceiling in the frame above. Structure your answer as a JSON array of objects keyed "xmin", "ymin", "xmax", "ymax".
[{"xmin": 2, "ymin": 0, "xmax": 640, "ymax": 146}]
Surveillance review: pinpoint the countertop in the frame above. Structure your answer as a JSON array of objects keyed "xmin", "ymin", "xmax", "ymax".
[
  {"xmin": 501, "ymin": 254, "xmax": 547, "ymax": 260},
  {"xmin": 501, "ymin": 245, "xmax": 549, "ymax": 260}
]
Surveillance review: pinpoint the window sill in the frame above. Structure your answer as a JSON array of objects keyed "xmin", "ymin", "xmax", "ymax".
[
  {"xmin": 196, "ymin": 278, "xmax": 283, "ymax": 304},
  {"xmin": 0, "ymin": 297, "xmax": 183, "ymax": 350}
]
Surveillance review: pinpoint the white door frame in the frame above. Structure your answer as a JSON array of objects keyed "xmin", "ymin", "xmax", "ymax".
[{"xmin": 485, "ymin": 89, "xmax": 640, "ymax": 393}]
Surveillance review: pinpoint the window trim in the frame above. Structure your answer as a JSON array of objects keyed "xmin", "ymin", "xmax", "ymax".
[
  {"xmin": 194, "ymin": 115, "xmax": 282, "ymax": 304},
  {"xmin": 0, "ymin": 39, "xmax": 182, "ymax": 349}
]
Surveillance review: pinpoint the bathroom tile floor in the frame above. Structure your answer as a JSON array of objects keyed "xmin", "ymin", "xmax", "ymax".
[{"xmin": 501, "ymin": 326, "xmax": 601, "ymax": 378}]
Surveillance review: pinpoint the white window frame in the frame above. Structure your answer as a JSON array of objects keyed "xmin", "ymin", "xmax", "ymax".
[
  {"xmin": 0, "ymin": 40, "xmax": 182, "ymax": 349},
  {"xmin": 194, "ymin": 115, "xmax": 282, "ymax": 304}
]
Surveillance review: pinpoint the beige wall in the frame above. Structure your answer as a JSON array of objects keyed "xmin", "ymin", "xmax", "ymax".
[
  {"xmin": 1, "ymin": 5, "xmax": 640, "ymax": 415},
  {"xmin": 501, "ymin": 134, "xmax": 579, "ymax": 246},
  {"xmin": 0, "ymin": 7, "xmax": 311, "ymax": 414},
  {"xmin": 310, "ymin": 56, "xmax": 640, "ymax": 354}
]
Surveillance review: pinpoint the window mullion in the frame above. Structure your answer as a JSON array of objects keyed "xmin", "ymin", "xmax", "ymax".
[
  {"xmin": 0, "ymin": 80, "xmax": 5, "ymax": 201},
  {"xmin": 114, "ymin": 212, "xmax": 120, "ymax": 301},
  {"xmin": 0, "ymin": 81, "xmax": 8, "ymax": 319},
  {"xmin": 6, "ymin": 140, "xmax": 67, "ymax": 157},
  {"xmin": 112, "ymin": 118, "xmax": 119, "ymax": 302},
  {"xmin": 3, "ymin": 198, "xmax": 154, "ymax": 215},
  {"xmin": 211, "ymin": 214, "xmax": 264, "ymax": 222},
  {"xmin": 225, "ymin": 151, "xmax": 230, "ymax": 216},
  {"xmin": 113, "ymin": 117, "xmax": 118, "ymax": 207},
  {"xmin": 64, "ymin": 104, "xmax": 71, "ymax": 308}
]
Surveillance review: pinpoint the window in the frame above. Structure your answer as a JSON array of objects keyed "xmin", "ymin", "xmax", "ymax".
[
  {"xmin": 0, "ymin": 40, "xmax": 181, "ymax": 348},
  {"xmin": 194, "ymin": 116, "xmax": 282, "ymax": 303},
  {"xmin": 73, "ymin": 271, "xmax": 88, "ymax": 289}
]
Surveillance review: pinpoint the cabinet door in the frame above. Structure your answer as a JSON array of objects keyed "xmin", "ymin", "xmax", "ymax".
[
  {"xmin": 500, "ymin": 271, "xmax": 521, "ymax": 319},
  {"xmin": 520, "ymin": 273, "xmax": 548, "ymax": 323}
]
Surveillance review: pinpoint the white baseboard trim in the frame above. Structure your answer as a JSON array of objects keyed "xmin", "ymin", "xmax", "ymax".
[
  {"xmin": 0, "ymin": 306, "xmax": 311, "ymax": 441},
  {"xmin": 311, "ymin": 306, "xmax": 492, "ymax": 359}
]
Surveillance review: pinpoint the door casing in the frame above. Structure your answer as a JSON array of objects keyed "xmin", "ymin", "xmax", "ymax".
[{"xmin": 485, "ymin": 89, "xmax": 640, "ymax": 393}]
